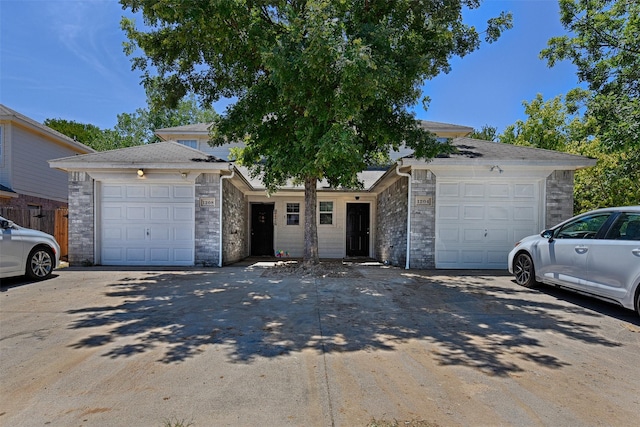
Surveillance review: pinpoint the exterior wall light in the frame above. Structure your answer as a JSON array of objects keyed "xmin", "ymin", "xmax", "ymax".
[{"xmin": 137, "ymin": 169, "xmax": 145, "ymax": 177}]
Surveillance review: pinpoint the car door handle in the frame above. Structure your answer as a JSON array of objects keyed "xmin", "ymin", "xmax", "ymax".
[
  {"xmin": 574, "ymin": 246, "xmax": 589, "ymax": 254},
  {"xmin": 632, "ymin": 249, "xmax": 640, "ymax": 257}
]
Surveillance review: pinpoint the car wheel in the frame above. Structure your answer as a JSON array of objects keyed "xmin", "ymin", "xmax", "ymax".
[
  {"xmin": 635, "ymin": 286, "xmax": 640, "ymax": 317},
  {"xmin": 26, "ymin": 246, "xmax": 54, "ymax": 280},
  {"xmin": 513, "ymin": 252, "xmax": 537, "ymax": 288}
]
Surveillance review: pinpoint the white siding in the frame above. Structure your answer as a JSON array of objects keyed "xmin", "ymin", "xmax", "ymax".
[
  {"xmin": 0, "ymin": 124, "xmax": 10, "ymax": 188},
  {"xmin": 11, "ymin": 126, "xmax": 85, "ymax": 202}
]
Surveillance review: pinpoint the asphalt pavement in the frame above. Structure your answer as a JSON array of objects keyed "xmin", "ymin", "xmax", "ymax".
[{"xmin": 1, "ymin": 262, "xmax": 639, "ymax": 426}]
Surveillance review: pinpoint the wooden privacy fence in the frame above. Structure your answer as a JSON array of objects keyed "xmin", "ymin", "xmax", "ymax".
[{"xmin": 0, "ymin": 207, "xmax": 69, "ymax": 261}]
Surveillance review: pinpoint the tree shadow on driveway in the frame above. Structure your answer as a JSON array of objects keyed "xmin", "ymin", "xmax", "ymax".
[{"xmin": 66, "ymin": 266, "xmax": 625, "ymax": 376}]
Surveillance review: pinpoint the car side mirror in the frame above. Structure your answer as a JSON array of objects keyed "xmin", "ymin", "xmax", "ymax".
[
  {"xmin": 541, "ymin": 229, "xmax": 554, "ymax": 242},
  {"xmin": 0, "ymin": 220, "xmax": 10, "ymax": 229}
]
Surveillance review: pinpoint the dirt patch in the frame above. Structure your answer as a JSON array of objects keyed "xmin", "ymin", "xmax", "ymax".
[{"xmin": 260, "ymin": 260, "xmax": 364, "ymax": 278}]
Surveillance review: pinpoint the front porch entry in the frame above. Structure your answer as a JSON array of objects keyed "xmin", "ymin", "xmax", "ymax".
[
  {"xmin": 250, "ymin": 203, "xmax": 274, "ymax": 256},
  {"xmin": 346, "ymin": 203, "xmax": 370, "ymax": 257}
]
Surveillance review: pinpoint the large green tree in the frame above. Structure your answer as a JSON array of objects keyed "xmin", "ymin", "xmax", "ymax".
[
  {"xmin": 498, "ymin": 92, "xmax": 639, "ymax": 212},
  {"xmin": 541, "ymin": 0, "xmax": 639, "ymax": 153},
  {"xmin": 121, "ymin": 0, "xmax": 512, "ymax": 264}
]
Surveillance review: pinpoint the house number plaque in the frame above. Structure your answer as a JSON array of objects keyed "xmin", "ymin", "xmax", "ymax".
[
  {"xmin": 415, "ymin": 196, "xmax": 433, "ymax": 206},
  {"xmin": 200, "ymin": 198, "xmax": 216, "ymax": 207}
]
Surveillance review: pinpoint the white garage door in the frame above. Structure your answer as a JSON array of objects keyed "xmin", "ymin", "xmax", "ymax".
[
  {"xmin": 101, "ymin": 182, "xmax": 195, "ymax": 266},
  {"xmin": 435, "ymin": 180, "xmax": 542, "ymax": 269}
]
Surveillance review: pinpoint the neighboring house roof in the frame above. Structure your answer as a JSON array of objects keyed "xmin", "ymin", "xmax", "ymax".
[
  {"xmin": 155, "ymin": 123, "xmax": 213, "ymax": 140},
  {"xmin": 0, "ymin": 104, "xmax": 95, "ymax": 154},
  {"xmin": 154, "ymin": 120, "xmax": 473, "ymax": 141},
  {"xmin": 49, "ymin": 140, "xmax": 230, "ymax": 171},
  {"xmin": 418, "ymin": 120, "xmax": 474, "ymax": 136},
  {"xmin": 402, "ymin": 137, "xmax": 597, "ymax": 168}
]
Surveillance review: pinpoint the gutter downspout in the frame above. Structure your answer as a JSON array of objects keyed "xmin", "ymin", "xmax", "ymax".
[
  {"xmin": 396, "ymin": 161, "xmax": 411, "ymax": 270},
  {"xmin": 219, "ymin": 165, "xmax": 235, "ymax": 267}
]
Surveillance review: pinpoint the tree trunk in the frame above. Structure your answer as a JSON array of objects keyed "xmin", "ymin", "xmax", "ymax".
[{"xmin": 303, "ymin": 176, "xmax": 320, "ymax": 265}]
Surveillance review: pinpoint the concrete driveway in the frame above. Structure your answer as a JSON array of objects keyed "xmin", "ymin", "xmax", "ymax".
[{"xmin": 1, "ymin": 262, "xmax": 639, "ymax": 426}]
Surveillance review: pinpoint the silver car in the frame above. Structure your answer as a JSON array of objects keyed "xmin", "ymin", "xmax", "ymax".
[
  {"xmin": 0, "ymin": 216, "xmax": 61, "ymax": 280},
  {"xmin": 508, "ymin": 206, "xmax": 640, "ymax": 316}
]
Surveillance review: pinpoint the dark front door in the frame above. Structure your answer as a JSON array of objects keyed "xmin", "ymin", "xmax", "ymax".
[
  {"xmin": 346, "ymin": 203, "xmax": 370, "ymax": 257},
  {"xmin": 251, "ymin": 203, "xmax": 274, "ymax": 256}
]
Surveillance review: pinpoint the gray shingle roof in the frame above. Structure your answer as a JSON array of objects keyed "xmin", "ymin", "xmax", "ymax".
[
  {"xmin": 404, "ymin": 137, "xmax": 596, "ymax": 167},
  {"xmin": 49, "ymin": 141, "xmax": 228, "ymax": 170}
]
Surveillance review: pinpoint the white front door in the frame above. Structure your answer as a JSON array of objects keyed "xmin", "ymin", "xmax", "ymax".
[
  {"xmin": 100, "ymin": 182, "xmax": 195, "ymax": 266},
  {"xmin": 436, "ymin": 180, "xmax": 542, "ymax": 269}
]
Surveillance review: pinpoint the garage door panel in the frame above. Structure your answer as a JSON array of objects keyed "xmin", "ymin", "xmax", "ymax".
[
  {"xmin": 487, "ymin": 228, "xmax": 509, "ymax": 243},
  {"xmin": 126, "ymin": 185, "xmax": 147, "ymax": 199},
  {"xmin": 174, "ymin": 185, "xmax": 195, "ymax": 198},
  {"xmin": 438, "ymin": 205, "xmax": 459, "ymax": 220},
  {"xmin": 488, "ymin": 183, "xmax": 510, "ymax": 197},
  {"xmin": 463, "ymin": 205, "xmax": 484, "ymax": 220},
  {"xmin": 461, "ymin": 250, "xmax": 483, "ymax": 264},
  {"xmin": 150, "ymin": 248, "xmax": 170, "ymax": 262},
  {"xmin": 487, "ymin": 206, "xmax": 509, "ymax": 220},
  {"xmin": 150, "ymin": 206, "xmax": 170, "ymax": 220},
  {"xmin": 463, "ymin": 228, "xmax": 484, "ymax": 242},
  {"xmin": 439, "ymin": 228, "xmax": 459, "ymax": 242},
  {"xmin": 174, "ymin": 206, "xmax": 194, "ymax": 221},
  {"xmin": 103, "ymin": 206, "xmax": 123, "ymax": 220},
  {"xmin": 101, "ymin": 182, "xmax": 195, "ymax": 266},
  {"xmin": 126, "ymin": 206, "xmax": 146, "ymax": 220},
  {"xmin": 440, "ymin": 183, "xmax": 459, "ymax": 197},
  {"xmin": 514, "ymin": 206, "xmax": 535, "ymax": 221},
  {"xmin": 126, "ymin": 227, "xmax": 146, "ymax": 241},
  {"xmin": 150, "ymin": 185, "xmax": 171, "ymax": 199},
  {"xmin": 464, "ymin": 183, "xmax": 484, "ymax": 197},
  {"xmin": 515, "ymin": 183, "xmax": 536, "ymax": 198}
]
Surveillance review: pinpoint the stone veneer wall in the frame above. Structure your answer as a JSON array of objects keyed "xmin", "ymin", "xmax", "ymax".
[
  {"xmin": 68, "ymin": 172, "xmax": 94, "ymax": 265},
  {"xmin": 376, "ymin": 176, "xmax": 408, "ymax": 267},
  {"xmin": 545, "ymin": 170, "xmax": 574, "ymax": 227},
  {"xmin": 408, "ymin": 169, "xmax": 436, "ymax": 269},
  {"xmin": 194, "ymin": 173, "xmax": 220, "ymax": 266},
  {"xmin": 222, "ymin": 178, "xmax": 248, "ymax": 265}
]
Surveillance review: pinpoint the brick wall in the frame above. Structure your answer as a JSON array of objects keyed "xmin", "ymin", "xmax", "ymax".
[
  {"xmin": 546, "ymin": 170, "xmax": 574, "ymax": 227},
  {"xmin": 195, "ymin": 173, "xmax": 220, "ymax": 266},
  {"xmin": 408, "ymin": 169, "xmax": 436, "ymax": 269},
  {"xmin": 68, "ymin": 172, "xmax": 94, "ymax": 265},
  {"xmin": 222, "ymin": 178, "xmax": 248, "ymax": 264},
  {"xmin": 375, "ymin": 176, "xmax": 408, "ymax": 267}
]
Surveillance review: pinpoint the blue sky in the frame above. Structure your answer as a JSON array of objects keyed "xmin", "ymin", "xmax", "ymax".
[{"xmin": 1, "ymin": 0, "xmax": 580, "ymax": 134}]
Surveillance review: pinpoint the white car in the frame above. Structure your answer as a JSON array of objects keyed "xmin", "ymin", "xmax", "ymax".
[
  {"xmin": 0, "ymin": 216, "xmax": 61, "ymax": 280},
  {"xmin": 508, "ymin": 206, "xmax": 640, "ymax": 316}
]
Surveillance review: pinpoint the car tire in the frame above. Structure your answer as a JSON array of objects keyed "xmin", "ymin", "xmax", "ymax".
[
  {"xmin": 513, "ymin": 252, "xmax": 537, "ymax": 288},
  {"xmin": 26, "ymin": 246, "xmax": 54, "ymax": 280},
  {"xmin": 635, "ymin": 286, "xmax": 640, "ymax": 317}
]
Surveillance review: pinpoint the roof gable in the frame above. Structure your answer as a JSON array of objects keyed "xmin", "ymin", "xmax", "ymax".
[{"xmin": 0, "ymin": 104, "xmax": 95, "ymax": 154}]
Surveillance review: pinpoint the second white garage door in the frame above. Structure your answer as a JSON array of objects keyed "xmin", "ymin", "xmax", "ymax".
[
  {"xmin": 435, "ymin": 179, "xmax": 542, "ymax": 269},
  {"xmin": 100, "ymin": 182, "xmax": 195, "ymax": 266}
]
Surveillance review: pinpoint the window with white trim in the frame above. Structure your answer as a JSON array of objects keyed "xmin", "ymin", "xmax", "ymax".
[
  {"xmin": 177, "ymin": 139, "xmax": 198, "ymax": 149},
  {"xmin": 319, "ymin": 201, "xmax": 333, "ymax": 225},
  {"xmin": 286, "ymin": 203, "xmax": 300, "ymax": 225}
]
